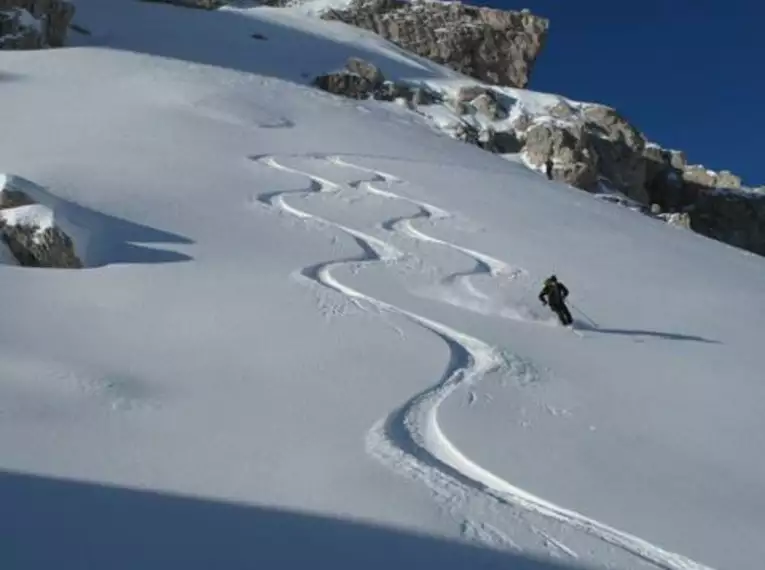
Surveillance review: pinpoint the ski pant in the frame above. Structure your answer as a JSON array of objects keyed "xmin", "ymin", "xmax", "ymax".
[{"xmin": 551, "ymin": 303, "xmax": 573, "ymax": 326}]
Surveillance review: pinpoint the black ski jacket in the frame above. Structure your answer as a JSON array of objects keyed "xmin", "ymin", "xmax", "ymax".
[{"xmin": 539, "ymin": 281, "xmax": 569, "ymax": 309}]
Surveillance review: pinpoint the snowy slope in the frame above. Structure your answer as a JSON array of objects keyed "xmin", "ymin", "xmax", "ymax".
[{"xmin": 1, "ymin": 2, "xmax": 764, "ymax": 570}]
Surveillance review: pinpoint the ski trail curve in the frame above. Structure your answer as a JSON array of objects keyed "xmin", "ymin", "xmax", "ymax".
[
  {"xmin": 251, "ymin": 154, "xmax": 716, "ymax": 570},
  {"xmin": 330, "ymin": 155, "xmax": 525, "ymax": 285}
]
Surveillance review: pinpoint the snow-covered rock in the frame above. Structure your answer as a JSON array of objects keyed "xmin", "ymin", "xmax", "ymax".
[
  {"xmin": 0, "ymin": 204, "xmax": 82, "ymax": 268},
  {"xmin": 0, "ymin": 0, "xmax": 74, "ymax": 48},
  {"xmin": 0, "ymin": 175, "xmax": 86, "ymax": 267},
  {"xmin": 313, "ymin": 57, "xmax": 439, "ymax": 105}
]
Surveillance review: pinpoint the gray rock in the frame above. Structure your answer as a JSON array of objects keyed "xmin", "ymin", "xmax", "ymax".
[
  {"xmin": 313, "ymin": 58, "xmax": 439, "ymax": 107},
  {"xmin": 313, "ymin": 58, "xmax": 386, "ymax": 99},
  {"xmin": 471, "ymin": 91, "xmax": 507, "ymax": 120},
  {"xmin": 0, "ymin": 181, "xmax": 84, "ymax": 268},
  {"xmin": 0, "ymin": 0, "xmax": 75, "ymax": 49},
  {"xmin": 510, "ymin": 109, "xmax": 534, "ymax": 134},
  {"xmin": 548, "ymin": 99, "xmax": 578, "ymax": 121},
  {"xmin": 478, "ymin": 128, "xmax": 521, "ymax": 154},
  {"xmin": 1, "ymin": 222, "xmax": 83, "ymax": 268},
  {"xmin": 659, "ymin": 212, "xmax": 692, "ymax": 229},
  {"xmin": 680, "ymin": 165, "xmax": 743, "ymax": 193},
  {"xmin": 411, "ymin": 87, "xmax": 440, "ymax": 106},
  {"xmin": 0, "ymin": 188, "xmax": 35, "ymax": 209},
  {"xmin": 716, "ymin": 170, "xmax": 742, "ymax": 190},
  {"xmin": 523, "ymin": 122, "xmax": 599, "ymax": 190},
  {"xmin": 668, "ymin": 149, "xmax": 687, "ymax": 170},
  {"xmin": 323, "ymin": 0, "xmax": 548, "ymax": 88},
  {"xmin": 313, "ymin": 71, "xmax": 375, "ymax": 99},
  {"xmin": 582, "ymin": 105, "xmax": 648, "ymax": 203},
  {"xmin": 456, "ymin": 85, "xmax": 488, "ymax": 103},
  {"xmin": 346, "ymin": 57, "xmax": 385, "ymax": 87},
  {"xmin": 688, "ymin": 193, "xmax": 765, "ymax": 256},
  {"xmin": 454, "ymin": 122, "xmax": 480, "ymax": 146}
]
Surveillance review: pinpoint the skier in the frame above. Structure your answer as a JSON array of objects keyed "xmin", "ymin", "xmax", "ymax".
[{"xmin": 539, "ymin": 275, "xmax": 573, "ymax": 326}]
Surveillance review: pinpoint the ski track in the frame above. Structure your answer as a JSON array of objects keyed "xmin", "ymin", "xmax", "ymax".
[{"xmin": 250, "ymin": 154, "xmax": 716, "ymax": 570}]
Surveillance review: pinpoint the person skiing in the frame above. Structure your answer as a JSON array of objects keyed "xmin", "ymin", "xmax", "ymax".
[
  {"xmin": 539, "ymin": 275, "xmax": 573, "ymax": 326},
  {"xmin": 545, "ymin": 158, "xmax": 554, "ymax": 180}
]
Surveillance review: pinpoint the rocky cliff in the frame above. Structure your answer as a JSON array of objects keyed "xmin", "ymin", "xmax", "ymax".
[
  {"xmin": 0, "ymin": 0, "xmax": 74, "ymax": 48},
  {"xmin": 321, "ymin": 0, "xmax": 548, "ymax": 89},
  {"xmin": 451, "ymin": 85, "xmax": 765, "ymax": 256},
  {"xmin": 312, "ymin": 60, "xmax": 765, "ymax": 256}
]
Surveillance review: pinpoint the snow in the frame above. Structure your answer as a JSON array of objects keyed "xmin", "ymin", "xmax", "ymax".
[
  {"xmin": 287, "ymin": 0, "xmax": 356, "ymax": 16},
  {"xmin": 1, "ymin": 1, "xmax": 764, "ymax": 570},
  {"xmin": 16, "ymin": 9, "xmax": 41, "ymax": 32},
  {"xmin": 0, "ymin": 203, "xmax": 55, "ymax": 232}
]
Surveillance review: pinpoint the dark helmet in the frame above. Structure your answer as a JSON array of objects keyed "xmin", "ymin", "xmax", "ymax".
[{"xmin": 546, "ymin": 274, "xmax": 558, "ymax": 283}]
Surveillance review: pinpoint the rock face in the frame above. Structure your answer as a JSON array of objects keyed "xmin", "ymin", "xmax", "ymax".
[
  {"xmin": 421, "ymin": 85, "xmax": 765, "ymax": 256},
  {"xmin": 581, "ymin": 105, "xmax": 649, "ymax": 204},
  {"xmin": 522, "ymin": 121, "xmax": 599, "ymax": 190},
  {"xmin": 688, "ymin": 194, "xmax": 765, "ymax": 255},
  {"xmin": 323, "ymin": 0, "xmax": 548, "ymax": 88},
  {"xmin": 0, "ymin": 0, "xmax": 75, "ymax": 48},
  {"xmin": 0, "ymin": 180, "xmax": 83, "ymax": 268}
]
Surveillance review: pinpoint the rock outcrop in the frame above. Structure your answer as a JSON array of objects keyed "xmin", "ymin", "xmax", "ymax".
[
  {"xmin": 426, "ymin": 85, "xmax": 765, "ymax": 256},
  {"xmin": 522, "ymin": 121, "xmax": 599, "ymax": 190},
  {"xmin": 686, "ymin": 192, "xmax": 765, "ymax": 256},
  {"xmin": 0, "ymin": 178, "xmax": 84, "ymax": 268},
  {"xmin": 322, "ymin": 0, "xmax": 548, "ymax": 88},
  {"xmin": 313, "ymin": 57, "xmax": 441, "ymax": 107},
  {"xmin": 0, "ymin": 0, "xmax": 75, "ymax": 48},
  {"xmin": 1, "ymin": 212, "xmax": 83, "ymax": 268}
]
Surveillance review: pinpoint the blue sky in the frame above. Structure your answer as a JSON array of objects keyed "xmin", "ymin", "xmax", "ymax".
[{"xmin": 471, "ymin": 0, "xmax": 762, "ymax": 186}]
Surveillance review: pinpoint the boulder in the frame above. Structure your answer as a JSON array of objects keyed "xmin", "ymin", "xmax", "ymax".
[
  {"xmin": 345, "ymin": 57, "xmax": 385, "ymax": 87},
  {"xmin": 313, "ymin": 71, "xmax": 374, "ymax": 99},
  {"xmin": 474, "ymin": 127, "xmax": 521, "ymax": 154},
  {"xmin": 455, "ymin": 85, "xmax": 487, "ymax": 103},
  {"xmin": 313, "ymin": 58, "xmax": 437, "ymax": 106},
  {"xmin": 313, "ymin": 58, "xmax": 385, "ymax": 99},
  {"xmin": 548, "ymin": 99, "xmax": 578, "ymax": 121},
  {"xmin": 658, "ymin": 211, "xmax": 692, "ymax": 230},
  {"xmin": 471, "ymin": 91, "xmax": 507, "ymax": 120},
  {"xmin": 411, "ymin": 86, "xmax": 440, "ymax": 107},
  {"xmin": 1, "ymin": 215, "xmax": 83, "ymax": 268},
  {"xmin": 0, "ymin": 179, "xmax": 84, "ymax": 268}
]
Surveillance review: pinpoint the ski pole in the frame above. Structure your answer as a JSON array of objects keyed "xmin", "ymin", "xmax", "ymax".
[{"xmin": 570, "ymin": 302, "xmax": 598, "ymax": 329}]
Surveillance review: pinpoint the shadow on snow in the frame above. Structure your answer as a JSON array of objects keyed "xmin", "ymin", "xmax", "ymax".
[
  {"xmin": 70, "ymin": 1, "xmax": 449, "ymax": 86},
  {"xmin": 576, "ymin": 322, "xmax": 720, "ymax": 344},
  {"xmin": 0, "ymin": 469, "xmax": 594, "ymax": 570},
  {"xmin": 69, "ymin": 202, "xmax": 194, "ymax": 267}
]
